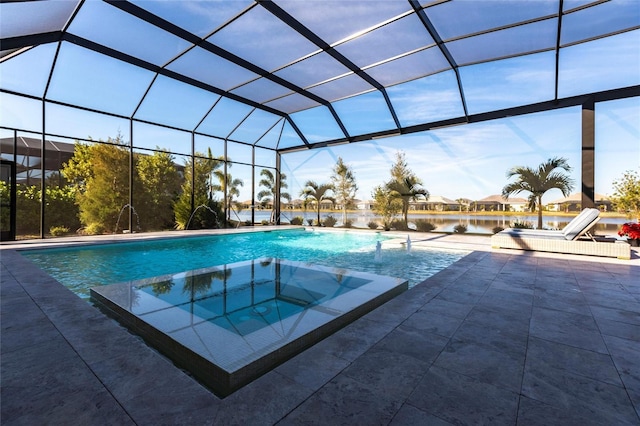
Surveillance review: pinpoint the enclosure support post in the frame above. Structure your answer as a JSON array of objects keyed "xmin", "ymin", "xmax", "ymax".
[
  {"xmin": 224, "ymin": 140, "xmax": 228, "ymax": 225},
  {"xmin": 275, "ymin": 152, "xmax": 281, "ymax": 225},
  {"xmin": 251, "ymin": 146, "xmax": 255, "ymax": 226},
  {"xmin": 191, "ymin": 132, "xmax": 195, "ymax": 216},
  {"xmin": 129, "ymin": 120, "xmax": 134, "ymax": 232},
  {"xmin": 581, "ymin": 97, "xmax": 596, "ymax": 209},
  {"xmin": 40, "ymin": 101, "xmax": 46, "ymax": 238}
]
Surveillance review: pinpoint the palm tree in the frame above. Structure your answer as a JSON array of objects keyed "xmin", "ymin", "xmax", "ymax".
[
  {"xmin": 300, "ymin": 180, "xmax": 334, "ymax": 225},
  {"xmin": 502, "ymin": 157, "xmax": 574, "ymax": 229},
  {"xmin": 386, "ymin": 151, "xmax": 429, "ymax": 228},
  {"xmin": 257, "ymin": 169, "xmax": 291, "ymax": 223},
  {"xmin": 387, "ymin": 176, "xmax": 429, "ymax": 228},
  {"xmin": 212, "ymin": 169, "xmax": 244, "ymax": 222}
]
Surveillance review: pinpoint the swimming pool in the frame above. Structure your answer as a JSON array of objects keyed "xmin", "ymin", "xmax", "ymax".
[
  {"xmin": 24, "ymin": 229, "xmax": 468, "ymax": 298},
  {"xmin": 23, "ymin": 228, "xmax": 468, "ymax": 396}
]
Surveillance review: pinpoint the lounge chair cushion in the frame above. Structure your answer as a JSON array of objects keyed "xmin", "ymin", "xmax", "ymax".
[
  {"xmin": 561, "ymin": 208, "xmax": 600, "ymax": 240},
  {"xmin": 503, "ymin": 208, "xmax": 600, "ymax": 241}
]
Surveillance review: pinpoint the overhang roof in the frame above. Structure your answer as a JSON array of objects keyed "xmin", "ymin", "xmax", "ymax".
[{"xmin": 1, "ymin": 0, "xmax": 638, "ymax": 154}]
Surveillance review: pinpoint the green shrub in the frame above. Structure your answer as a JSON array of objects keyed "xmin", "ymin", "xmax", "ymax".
[
  {"xmin": 492, "ymin": 226, "xmax": 505, "ymax": 234},
  {"xmin": 290, "ymin": 216, "xmax": 304, "ymax": 225},
  {"xmin": 323, "ymin": 215, "xmax": 337, "ymax": 227},
  {"xmin": 390, "ymin": 219, "xmax": 407, "ymax": 231},
  {"xmin": 261, "ymin": 219, "xmax": 269, "ymax": 225},
  {"xmin": 368, "ymin": 221, "xmax": 378, "ymax": 229},
  {"xmin": 306, "ymin": 218, "xmax": 314, "ymax": 226},
  {"xmin": 85, "ymin": 222, "xmax": 106, "ymax": 235},
  {"xmin": 49, "ymin": 226, "xmax": 70, "ymax": 237},
  {"xmin": 453, "ymin": 224, "xmax": 467, "ymax": 234},
  {"xmin": 511, "ymin": 220, "xmax": 533, "ymax": 229},
  {"xmin": 343, "ymin": 219, "xmax": 353, "ymax": 228},
  {"xmin": 415, "ymin": 220, "xmax": 436, "ymax": 232}
]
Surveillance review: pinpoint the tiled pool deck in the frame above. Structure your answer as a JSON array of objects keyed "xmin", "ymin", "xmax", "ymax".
[{"xmin": 2, "ymin": 230, "xmax": 639, "ymax": 425}]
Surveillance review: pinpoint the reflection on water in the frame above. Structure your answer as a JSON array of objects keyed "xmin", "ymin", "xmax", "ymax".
[
  {"xmin": 239, "ymin": 211, "xmax": 626, "ymax": 234},
  {"xmin": 136, "ymin": 259, "xmax": 373, "ymax": 337}
]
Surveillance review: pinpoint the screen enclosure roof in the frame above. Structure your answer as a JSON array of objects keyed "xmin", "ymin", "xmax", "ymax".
[{"xmin": 1, "ymin": 0, "xmax": 639, "ymax": 153}]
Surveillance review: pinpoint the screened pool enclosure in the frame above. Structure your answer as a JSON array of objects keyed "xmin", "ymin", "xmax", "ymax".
[{"xmin": 1, "ymin": 0, "xmax": 638, "ymax": 239}]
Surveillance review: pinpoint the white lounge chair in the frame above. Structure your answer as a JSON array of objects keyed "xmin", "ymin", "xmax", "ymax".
[{"xmin": 491, "ymin": 208, "xmax": 631, "ymax": 259}]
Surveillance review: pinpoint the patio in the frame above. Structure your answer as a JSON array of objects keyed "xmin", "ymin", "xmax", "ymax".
[{"xmin": 2, "ymin": 234, "xmax": 639, "ymax": 425}]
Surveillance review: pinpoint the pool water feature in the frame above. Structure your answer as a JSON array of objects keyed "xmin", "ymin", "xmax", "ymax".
[
  {"xmin": 91, "ymin": 258, "xmax": 408, "ymax": 396},
  {"xmin": 24, "ymin": 229, "xmax": 468, "ymax": 299}
]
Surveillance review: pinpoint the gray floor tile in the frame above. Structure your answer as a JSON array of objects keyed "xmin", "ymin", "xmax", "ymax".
[
  {"xmin": 465, "ymin": 304, "xmax": 531, "ymax": 336},
  {"xmin": 522, "ymin": 356, "xmax": 637, "ymax": 425},
  {"xmin": 533, "ymin": 287, "xmax": 591, "ymax": 316},
  {"xmin": 216, "ymin": 371, "xmax": 311, "ymax": 426},
  {"xmin": 408, "ymin": 365, "xmax": 519, "ymax": 425},
  {"xmin": 452, "ymin": 319, "xmax": 528, "ymax": 355},
  {"xmin": 516, "ymin": 396, "xmax": 619, "ymax": 426},
  {"xmin": 124, "ymin": 381, "xmax": 219, "ymax": 426},
  {"xmin": 603, "ymin": 335, "xmax": 640, "ymax": 407},
  {"xmin": 89, "ymin": 344, "xmax": 198, "ymax": 402},
  {"xmin": 402, "ymin": 308, "xmax": 463, "ymax": 338},
  {"xmin": 590, "ymin": 305, "xmax": 640, "ymax": 325},
  {"xmin": 342, "ymin": 347, "xmax": 431, "ymax": 401},
  {"xmin": 0, "ymin": 312, "xmax": 61, "ymax": 354},
  {"xmin": 433, "ymin": 285, "xmax": 485, "ymax": 304},
  {"xmin": 530, "ymin": 306, "xmax": 608, "ymax": 353},
  {"xmin": 389, "ymin": 403, "xmax": 454, "ymax": 426},
  {"xmin": 310, "ymin": 316, "xmax": 393, "ymax": 362},
  {"xmin": 278, "ymin": 374, "xmax": 402, "ymax": 426},
  {"xmin": 1, "ymin": 385, "xmax": 135, "ymax": 426},
  {"xmin": 375, "ymin": 323, "xmax": 449, "ymax": 363},
  {"xmin": 275, "ymin": 342, "xmax": 350, "ymax": 390},
  {"xmin": 596, "ymin": 317, "xmax": 640, "ymax": 341},
  {"xmin": 534, "ymin": 276, "xmax": 580, "ymax": 292},
  {"xmin": 526, "ymin": 336, "xmax": 622, "ymax": 386},
  {"xmin": 419, "ymin": 297, "xmax": 474, "ymax": 319},
  {"xmin": 434, "ymin": 337, "xmax": 525, "ymax": 393}
]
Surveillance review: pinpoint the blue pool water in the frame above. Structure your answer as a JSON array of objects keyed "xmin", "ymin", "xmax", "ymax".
[{"xmin": 24, "ymin": 229, "xmax": 468, "ymax": 299}]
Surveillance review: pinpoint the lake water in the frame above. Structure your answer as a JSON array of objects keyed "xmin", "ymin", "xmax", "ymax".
[{"xmin": 236, "ymin": 210, "xmax": 626, "ymax": 234}]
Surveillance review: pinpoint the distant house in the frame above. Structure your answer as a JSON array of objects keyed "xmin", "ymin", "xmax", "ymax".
[
  {"xmin": 289, "ymin": 199, "xmax": 305, "ymax": 209},
  {"xmin": 239, "ymin": 199, "xmax": 256, "ymax": 209},
  {"xmin": 547, "ymin": 193, "xmax": 611, "ymax": 212},
  {"xmin": 474, "ymin": 195, "xmax": 529, "ymax": 212},
  {"xmin": 356, "ymin": 200, "xmax": 374, "ymax": 210},
  {"xmin": 411, "ymin": 195, "xmax": 459, "ymax": 211}
]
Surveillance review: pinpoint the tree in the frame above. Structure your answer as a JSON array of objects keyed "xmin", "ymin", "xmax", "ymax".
[
  {"xmin": 62, "ymin": 136, "xmax": 135, "ymax": 234},
  {"xmin": 610, "ymin": 169, "xmax": 640, "ymax": 219},
  {"xmin": 372, "ymin": 185, "xmax": 402, "ymax": 230},
  {"xmin": 62, "ymin": 136, "xmax": 185, "ymax": 233},
  {"xmin": 502, "ymin": 157, "xmax": 574, "ymax": 229},
  {"xmin": 136, "ymin": 150, "xmax": 181, "ymax": 230},
  {"xmin": 174, "ymin": 150, "xmax": 223, "ymax": 230},
  {"xmin": 330, "ymin": 157, "xmax": 358, "ymax": 225},
  {"xmin": 386, "ymin": 152, "xmax": 429, "ymax": 228},
  {"xmin": 300, "ymin": 181, "xmax": 334, "ymax": 225},
  {"xmin": 212, "ymin": 167, "xmax": 244, "ymax": 223},
  {"xmin": 257, "ymin": 169, "xmax": 291, "ymax": 223}
]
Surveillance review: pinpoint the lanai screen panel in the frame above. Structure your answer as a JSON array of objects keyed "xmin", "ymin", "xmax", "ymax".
[{"xmin": 0, "ymin": 0, "xmax": 638, "ymax": 155}]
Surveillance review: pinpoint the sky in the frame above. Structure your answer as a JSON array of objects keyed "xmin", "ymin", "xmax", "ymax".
[
  {"xmin": 0, "ymin": 1, "xmax": 638, "ymax": 206},
  {"xmin": 281, "ymin": 97, "xmax": 640, "ymax": 203}
]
